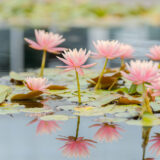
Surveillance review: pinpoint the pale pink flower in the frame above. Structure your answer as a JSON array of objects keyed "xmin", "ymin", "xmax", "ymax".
[
  {"xmin": 121, "ymin": 60, "xmax": 159, "ymax": 85},
  {"xmin": 119, "ymin": 44, "xmax": 134, "ymax": 59},
  {"xmin": 36, "ymin": 120, "xmax": 61, "ymax": 135},
  {"xmin": 25, "ymin": 29, "xmax": 66, "ymax": 53},
  {"xmin": 25, "ymin": 77, "xmax": 50, "ymax": 91},
  {"xmin": 150, "ymin": 133, "xmax": 160, "ymax": 156},
  {"xmin": 92, "ymin": 40, "xmax": 122, "ymax": 59},
  {"xmin": 90, "ymin": 123, "xmax": 123, "ymax": 142},
  {"xmin": 57, "ymin": 136, "xmax": 96, "ymax": 158},
  {"xmin": 57, "ymin": 48, "xmax": 96, "ymax": 75},
  {"xmin": 148, "ymin": 78, "xmax": 160, "ymax": 96},
  {"xmin": 147, "ymin": 46, "xmax": 160, "ymax": 60}
]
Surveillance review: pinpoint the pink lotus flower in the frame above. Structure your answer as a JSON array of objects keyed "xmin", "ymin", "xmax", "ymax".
[
  {"xmin": 92, "ymin": 40, "xmax": 122, "ymax": 59},
  {"xmin": 25, "ymin": 77, "xmax": 50, "ymax": 91},
  {"xmin": 147, "ymin": 46, "xmax": 160, "ymax": 60},
  {"xmin": 25, "ymin": 29, "xmax": 66, "ymax": 53},
  {"xmin": 57, "ymin": 48, "xmax": 96, "ymax": 75},
  {"xmin": 119, "ymin": 44, "xmax": 134, "ymax": 59},
  {"xmin": 121, "ymin": 60, "xmax": 159, "ymax": 85},
  {"xmin": 36, "ymin": 120, "xmax": 61, "ymax": 135},
  {"xmin": 57, "ymin": 136, "xmax": 96, "ymax": 158},
  {"xmin": 147, "ymin": 78, "xmax": 160, "ymax": 96},
  {"xmin": 90, "ymin": 123, "xmax": 124, "ymax": 142},
  {"xmin": 150, "ymin": 133, "xmax": 160, "ymax": 156}
]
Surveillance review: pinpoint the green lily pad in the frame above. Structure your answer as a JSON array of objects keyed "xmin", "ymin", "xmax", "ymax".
[
  {"xmin": 0, "ymin": 85, "xmax": 12, "ymax": 103},
  {"xmin": 40, "ymin": 114, "xmax": 75, "ymax": 121},
  {"xmin": 20, "ymin": 108, "xmax": 53, "ymax": 113},
  {"xmin": 10, "ymin": 71, "xmax": 35, "ymax": 84},
  {"xmin": 127, "ymin": 112, "xmax": 160, "ymax": 126},
  {"xmin": 88, "ymin": 93, "xmax": 122, "ymax": 106}
]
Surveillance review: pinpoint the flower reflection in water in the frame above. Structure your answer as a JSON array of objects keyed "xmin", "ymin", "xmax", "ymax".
[
  {"xmin": 27, "ymin": 118, "xmax": 61, "ymax": 135},
  {"xmin": 149, "ymin": 133, "xmax": 160, "ymax": 156},
  {"xmin": 57, "ymin": 116, "xmax": 96, "ymax": 158},
  {"xmin": 90, "ymin": 123, "xmax": 124, "ymax": 142},
  {"xmin": 26, "ymin": 100, "xmax": 61, "ymax": 135},
  {"xmin": 57, "ymin": 136, "xmax": 96, "ymax": 158},
  {"xmin": 36, "ymin": 120, "xmax": 61, "ymax": 135}
]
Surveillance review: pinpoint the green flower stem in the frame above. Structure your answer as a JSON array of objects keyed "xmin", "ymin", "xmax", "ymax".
[
  {"xmin": 121, "ymin": 59, "xmax": 125, "ymax": 68},
  {"xmin": 75, "ymin": 70, "xmax": 81, "ymax": 104},
  {"xmin": 75, "ymin": 116, "xmax": 80, "ymax": 139},
  {"xmin": 95, "ymin": 58, "xmax": 108, "ymax": 90},
  {"xmin": 142, "ymin": 127, "xmax": 152, "ymax": 160},
  {"xmin": 40, "ymin": 50, "xmax": 47, "ymax": 77},
  {"xmin": 142, "ymin": 83, "xmax": 152, "ymax": 113}
]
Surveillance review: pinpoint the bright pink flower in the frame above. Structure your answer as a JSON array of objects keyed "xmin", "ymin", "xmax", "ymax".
[
  {"xmin": 57, "ymin": 48, "xmax": 96, "ymax": 75},
  {"xmin": 150, "ymin": 133, "xmax": 160, "ymax": 156},
  {"xmin": 25, "ymin": 29, "xmax": 66, "ymax": 53},
  {"xmin": 36, "ymin": 120, "xmax": 61, "ymax": 135},
  {"xmin": 90, "ymin": 123, "xmax": 123, "ymax": 142},
  {"xmin": 25, "ymin": 77, "xmax": 50, "ymax": 91},
  {"xmin": 148, "ymin": 78, "xmax": 160, "ymax": 96},
  {"xmin": 121, "ymin": 60, "xmax": 159, "ymax": 85},
  {"xmin": 147, "ymin": 46, "xmax": 160, "ymax": 60},
  {"xmin": 119, "ymin": 44, "xmax": 134, "ymax": 59},
  {"xmin": 92, "ymin": 40, "xmax": 122, "ymax": 59},
  {"xmin": 57, "ymin": 136, "xmax": 96, "ymax": 158}
]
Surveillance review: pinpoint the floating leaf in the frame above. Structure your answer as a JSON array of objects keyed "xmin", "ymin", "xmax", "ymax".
[
  {"xmin": 11, "ymin": 91, "xmax": 43, "ymax": 100},
  {"xmin": 88, "ymin": 72, "xmax": 121, "ymax": 89},
  {"xmin": 0, "ymin": 85, "xmax": 12, "ymax": 103},
  {"xmin": 0, "ymin": 108, "xmax": 20, "ymax": 115},
  {"xmin": 150, "ymin": 102, "xmax": 160, "ymax": 112},
  {"xmin": 127, "ymin": 112, "xmax": 160, "ymax": 126},
  {"xmin": 47, "ymin": 85, "xmax": 67, "ymax": 90},
  {"xmin": 20, "ymin": 107, "xmax": 53, "ymax": 113},
  {"xmin": 57, "ymin": 105, "xmax": 77, "ymax": 111},
  {"xmin": 128, "ymin": 83, "xmax": 137, "ymax": 94},
  {"xmin": 117, "ymin": 97, "xmax": 141, "ymax": 105},
  {"xmin": 10, "ymin": 71, "xmax": 35, "ymax": 85},
  {"xmin": 15, "ymin": 101, "xmax": 44, "ymax": 108},
  {"xmin": 136, "ymin": 84, "xmax": 143, "ymax": 94},
  {"xmin": 88, "ymin": 93, "xmax": 122, "ymax": 106},
  {"xmin": 40, "ymin": 114, "xmax": 75, "ymax": 121}
]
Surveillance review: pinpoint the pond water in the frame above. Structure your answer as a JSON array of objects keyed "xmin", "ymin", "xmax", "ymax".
[{"xmin": 0, "ymin": 25, "xmax": 160, "ymax": 160}]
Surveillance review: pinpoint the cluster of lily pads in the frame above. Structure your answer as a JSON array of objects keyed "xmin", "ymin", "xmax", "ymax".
[
  {"xmin": 1, "ymin": 0, "xmax": 160, "ymax": 27},
  {"xmin": 1, "ymin": 29, "xmax": 160, "ymax": 128}
]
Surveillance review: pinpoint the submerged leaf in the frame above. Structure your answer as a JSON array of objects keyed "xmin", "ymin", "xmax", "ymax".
[
  {"xmin": 117, "ymin": 97, "xmax": 141, "ymax": 105},
  {"xmin": 47, "ymin": 85, "xmax": 67, "ymax": 90},
  {"xmin": 11, "ymin": 91, "xmax": 43, "ymax": 101}
]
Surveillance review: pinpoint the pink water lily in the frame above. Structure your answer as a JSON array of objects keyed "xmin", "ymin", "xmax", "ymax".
[
  {"xmin": 25, "ymin": 29, "xmax": 66, "ymax": 53},
  {"xmin": 147, "ymin": 46, "xmax": 160, "ymax": 61},
  {"xmin": 25, "ymin": 77, "xmax": 50, "ymax": 92},
  {"xmin": 36, "ymin": 120, "xmax": 61, "ymax": 135},
  {"xmin": 150, "ymin": 133, "xmax": 160, "ymax": 156},
  {"xmin": 92, "ymin": 40, "xmax": 121, "ymax": 59},
  {"xmin": 57, "ymin": 136, "xmax": 96, "ymax": 158},
  {"xmin": 119, "ymin": 44, "xmax": 134, "ymax": 59},
  {"xmin": 148, "ymin": 78, "xmax": 160, "ymax": 96},
  {"xmin": 57, "ymin": 48, "xmax": 96, "ymax": 75},
  {"xmin": 90, "ymin": 123, "xmax": 124, "ymax": 142},
  {"xmin": 121, "ymin": 60, "xmax": 159, "ymax": 85}
]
